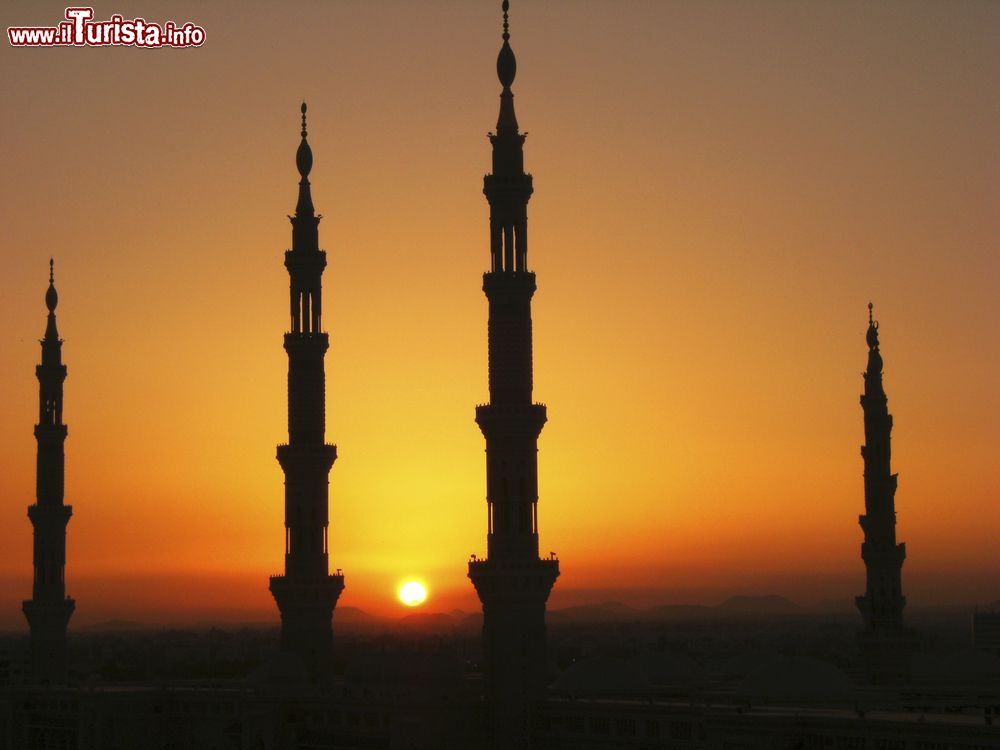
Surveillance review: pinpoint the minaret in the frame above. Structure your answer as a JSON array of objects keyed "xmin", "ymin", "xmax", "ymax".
[
  {"xmin": 269, "ymin": 104, "xmax": 344, "ymax": 680},
  {"xmin": 22, "ymin": 260, "xmax": 75, "ymax": 684},
  {"xmin": 855, "ymin": 303, "xmax": 911, "ymax": 683},
  {"xmin": 468, "ymin": 3, "xmax": 559, "ymax": 746}
]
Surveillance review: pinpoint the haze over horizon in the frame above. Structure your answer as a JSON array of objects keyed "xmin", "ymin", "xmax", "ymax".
[{"xmin": 1, "ymin": 0, "xmax": 998, "ymax": 627}]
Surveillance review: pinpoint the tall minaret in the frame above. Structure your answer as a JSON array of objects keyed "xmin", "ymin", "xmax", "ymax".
[
  {"xmin": 468, "ymin": 3, "xmax": 559, "ymax": 747},
  {"xmin": 269, "ymin": 104, "xmax": 344, "ymax": 680},
  {"xmin": 855, "ymin": 303, "xmax": 911, "ymax": 683},
  {"xmin": 22, "ymin": 260, "xmax": 76, "ymax": 684}
]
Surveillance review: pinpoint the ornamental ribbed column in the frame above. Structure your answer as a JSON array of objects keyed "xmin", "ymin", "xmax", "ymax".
[
  {"xmin": 23, "ymin": 260, "xmax": 76, "ymax": 685},
  {"xmin": 855, "ymin": 303, "xmax": 912, "ymax": 683},
  {"xmin": 468, "ymin": 4, "xmax": 559, "ymax": 748},
  {"xmin": 269, "ymin": 104, "xmax": 344, "ymax": 681}
]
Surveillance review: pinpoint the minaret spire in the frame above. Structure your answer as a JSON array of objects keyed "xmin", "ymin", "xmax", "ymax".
[
  {"xmin": 493, "ymin": 1, "xmax": 523, "ymax": 169},
  {"xmin": 470, "ymin": 3, "xmax": 558, "ymax": 747},
  {"xmin": 486, "ymin": 1, "xmax": 530, "ymax": 274},
  {"xmin": 496, "ymin": 1, "xmax": 518, "ymax": 135},
  {"xmin": 295, "ymin": 101, "xmax": 315, "ymax": 219},
  {"xmin": 269, "ymin": 106, "xmax": 344, "ymax": 682},
  {"xmin": 45, "ymin": 258, "xmax": 59, "ymax": 342},
  {"xmin": 856, "ymin": 304, "xmax": 912, "ymax": 683},
  {"xmin": 23, "ymin": 260, "xmax": 76, "ymax": 684}
]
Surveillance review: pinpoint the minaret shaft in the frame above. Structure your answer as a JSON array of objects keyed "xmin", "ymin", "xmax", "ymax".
[
  {"xmin": 269, "ymin": 105, "xmax": 344, "ymax": 679},
  {"xmin": 469, "ymin": 5, "xmax": 558, "ymax": 747},
  {"xmin": 23, "ymin": 262, "xmax": 75, "ymax": 684}
]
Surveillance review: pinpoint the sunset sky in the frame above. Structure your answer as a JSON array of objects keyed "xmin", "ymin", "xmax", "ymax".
[{"xmin": 1, "ymin": 0, "xmax": 998, "ymax": 627}]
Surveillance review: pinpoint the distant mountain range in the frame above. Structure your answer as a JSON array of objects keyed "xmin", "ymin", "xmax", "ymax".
[
  {"xmin": 57, "ymin": 597, "xmax": 992, "ymax": 634},
  {"xmin": 346, "ymin": 595, "xmax": 857, "ymax": 632},
  {"xmin": 547, "ymin": 595, "xmax": 825, "ymax": 624}
]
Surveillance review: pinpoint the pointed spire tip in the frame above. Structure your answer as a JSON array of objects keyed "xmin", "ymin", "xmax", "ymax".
[
  {"xmin": 45, "ymin": 259, "xmax": 59, "ymax": 313},
  {"xmin": 866, "ymin": 302, "xmax": 880, "ymax": 352},
  {"xmin": 496, "ymin": 0, "xmax": 517, "ymax": 89},
  {"xmin": 295, "ymin": 103, "xmax": 313, "ymax": 182}
]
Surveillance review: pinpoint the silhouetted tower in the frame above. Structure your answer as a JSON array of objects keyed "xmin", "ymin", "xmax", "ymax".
[
  {"xmin": 269, "ymin": 104, "xmax": 344, "ymax": 679},
  {"xmin": 468, "ymin": 4, "xmax": 559, "ymax": 747},
  {"xmin": 855, "ymin": 303, "xmax": 912, "ymax": 683},
  {"xmin": 23, "ymin": 260, "xmax": 76, "ymax": 684}
]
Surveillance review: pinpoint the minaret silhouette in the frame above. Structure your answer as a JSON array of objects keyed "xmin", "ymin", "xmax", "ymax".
[
  {"xmin": 855, "ymin": 303, "xmax": 912, "ymax": 683},
  {"xmin": 269, "ymin": 104, "xmax": 344, "ymax": 680},
  {"xmin": 22, "ymin": 260, "xmax": 75, "ymax": 685},
  {"xmin": 468, "ymin": 3, "xmax": 559, "ymax": 747}
]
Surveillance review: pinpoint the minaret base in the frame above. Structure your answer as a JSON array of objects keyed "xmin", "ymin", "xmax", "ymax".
[
  {"xmin": 857, "ymin": 627, "xmax": 916, "ymax": 686},
  {"xmin": 469, "ymin": 558, "xmax": 559, "ymax": 750},
  {"xmin": 269, "ymin": 574, "xmax": 344, "ymax": 680},
  {"xmin": 22, "ymin": 597, "xmax": 75, "ymax": 684}
]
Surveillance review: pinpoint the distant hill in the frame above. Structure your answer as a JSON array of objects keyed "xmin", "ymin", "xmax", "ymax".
[
  {"xmin": 549, "ymin": 602, "xmax": 640, "ymax": 623},
  {"xmin": 396, "ymin": 612, "xmax": 458, "ymax": 630},
  {"xmin": 76, "ymin": 619, "xmax": 150, "ymax": 633},
  {"xmin": 645, "ymin": 604, "xmax": 715, "ymax": 620},
  {"xmin": 336, "ymin": 606, "xmax": 379, "ymax": 625},
  {"xmin": 393, "ymin": 611, "xmax": 481, "ymax": 633},
  {"xmin": 716, "ymin": 595, "xmax": 801, "ymax": 616},
  {"xmin": 806, "ymin": 598, "xmax": 856, "ymax": 614},
  {"xmin": 544, "ymin": 595, "xmax": 810, "ymax": 625}
]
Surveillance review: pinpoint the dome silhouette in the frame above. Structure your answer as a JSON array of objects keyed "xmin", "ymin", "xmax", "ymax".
[
  {"xmin": 248, "ymin": 651, "xmax": 310, "ymax": 688},
  {"xmin": 912, "ymin": 649, "xmax": 1000, "ymax": 681},
  {"xmin": 552, "ymin": 656, "xmax": 651, "ymax": 693},
  {"xmin": 736, "ymin": 655, "xmax": 853, "ymax": 701},
  {"xmin": 631, "ymin": 651, "xmax": 706, "ymax": 686}
]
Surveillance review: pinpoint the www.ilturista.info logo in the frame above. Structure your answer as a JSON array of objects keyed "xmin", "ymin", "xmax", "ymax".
[{"xmin": 8, "ymin": 7, "xmax": 205, "ymax": 48}]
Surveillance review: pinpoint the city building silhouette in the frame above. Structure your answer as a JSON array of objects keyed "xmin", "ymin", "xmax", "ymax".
[
  {"xmin": 855, "ymin": 304, "xmax": 914, "ymax": 684},
  {"xmin": 268, "ymin": 103, "xmax": 346, "ymax": 681},
  {"xmin": 21, "ymin": 260, "xmax": 75, "ymax": 686},
  {"xmin": 467, "ymin": 2, "xmax": 559, "ymax": 747}
]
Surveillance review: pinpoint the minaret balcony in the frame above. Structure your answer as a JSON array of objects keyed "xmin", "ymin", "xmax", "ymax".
[
  {"xmin": 283, "ymin": 331, "xmax": 329, "ymax": 352},
  {"xmin": 476, "ymin": 402, "xmax": 546, "ymax": 439},
  {"xmin": 34, "ymin": 423, "xmax": 68, "ymax": 442},
  {"xmin": 269, "ymin": 573, "xmax": 345, "ymax": 608},
  {"xmin": 276, "ymin": 443, "xmax": 336, "ymax": 472},
  {"xmin": 482, "ymin": 270, "xmax": 536, "ymax": 297},
  {"xmin": 22, "ymin": 597, "xmax": 75, "ymax": 628},
  {"xmin": 484, "ymin": 172, "xmax": 533, "ymax": 199},
  {"xmin": 468, "ymin": 556, "xmax": 559, "ymax": 606},
  {"xmin": 27, "ymin": 504, "xmax": 73, "ymax": 525},
  {"xmin": 860, "ymin": 541, "xmax": 906, "ymax": 565},
  {"xmin": 284, "ymin": 247, "xmax": 327, "ymax": 269}
]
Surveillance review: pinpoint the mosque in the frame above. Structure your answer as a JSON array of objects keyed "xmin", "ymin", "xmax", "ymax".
[{"xmin": 2, "ymin": 3, "xmax": 998, "ymax": 749}]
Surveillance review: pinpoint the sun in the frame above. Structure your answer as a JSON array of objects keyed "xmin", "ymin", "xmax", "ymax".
[{"xmin": 398, "ymin": 580, "xmax": 428, "ymax": 607}]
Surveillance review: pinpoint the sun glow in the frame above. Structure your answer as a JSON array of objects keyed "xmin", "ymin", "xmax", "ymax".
[{"xmin": 398, "ymin": 580, "xmax": 428, "ymax": 607}]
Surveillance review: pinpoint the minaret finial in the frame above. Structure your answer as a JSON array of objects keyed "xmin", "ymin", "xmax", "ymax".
[
  {"xmin": 496, "ymin": 1, "xmax": 517, "ymax": 90},
  {"xmin": 294, "ymin": 103, "xmax": 315, "ymax": 218},
  {"xmin": 45, "ymin": 259, "xmax": 59, "ymax": 314},
  {"xmin": 866, "ymin": 302, "xmax": 880, "ymax": 352},
  {"xmin": 296, "ymin": 102, "xmax": 313, "ymax": 181}
]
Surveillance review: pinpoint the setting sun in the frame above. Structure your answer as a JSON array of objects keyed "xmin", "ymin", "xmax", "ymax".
[{"xmin": 398, "ymin": 580, "xmax": 428, "ymax": 607}]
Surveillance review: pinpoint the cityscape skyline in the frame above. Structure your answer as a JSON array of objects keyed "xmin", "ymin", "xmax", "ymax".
[{"xmin": 1, "ymin": 0, "xmax": 998, "ymax": 628}]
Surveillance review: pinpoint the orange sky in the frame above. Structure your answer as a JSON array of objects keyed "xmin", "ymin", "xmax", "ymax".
[{"xmin": 1, "ymin": 1, "xmax": 998, "ymax": 627}]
